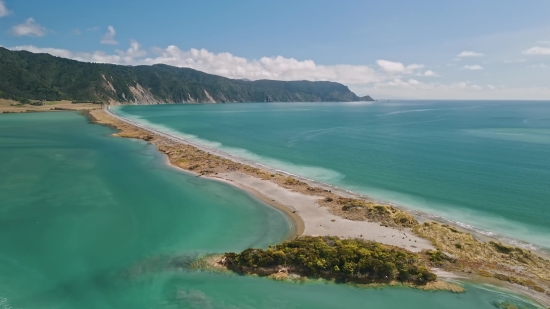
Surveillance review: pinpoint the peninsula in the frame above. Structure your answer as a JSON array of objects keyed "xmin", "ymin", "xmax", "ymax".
[{"xmin": 87, "ymin": 107, "xmax": 550, "ymax": 307}]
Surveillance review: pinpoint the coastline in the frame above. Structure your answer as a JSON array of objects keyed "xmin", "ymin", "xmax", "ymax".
[
  {"xmin": 100, "ymin": 107, "xmax": 432, "ymax": 251},
  {"xmin": 204, "ymin": 174, "xmax": 305, "ymax": 238},
  {"xmin": 108, "ymin": 106, "xmax": 547, "ymax": 255},
  {"xmin": 160, "ymin": 154, "xmax": 305, "ymax": 239},
  {"xmin": 0, "ymin": 99, "xmax": 100, "ymax": 114},
  {"xmin": 103, "ymin": 106, "xmax": 548, "ymax": 253},
  {"xmin": 86, "ymin": 107, "xmax": 550, "ymax": 307}
]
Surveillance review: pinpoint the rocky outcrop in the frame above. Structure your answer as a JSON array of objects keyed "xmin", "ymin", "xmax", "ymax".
[{"xmin": 128, "ymin": 83, "xmax": 165, "ymax": 104}]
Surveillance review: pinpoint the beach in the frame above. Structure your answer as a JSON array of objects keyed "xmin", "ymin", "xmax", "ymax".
[
  {"xmin": 98, "ymin": 107, "xmax": 430, "ymax": 249},
  {"xmin": 212, "ymin": 171, "xmax": 433, "ymax": 252},
  {"xmin": 89, "ymin": 106, "xmax": 550, "ymax": 307}
]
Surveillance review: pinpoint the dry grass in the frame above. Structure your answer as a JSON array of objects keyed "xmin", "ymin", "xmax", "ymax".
[
  {"xmin": 318, "ymin": 197, "xmax": 418, "ymax": 228},
  {"xmin": 0, "ymin": 99, "xmax": 100, "ymax": 113},
  {"xmin": 414, "ymin": 222, "xmax": 550, "ymax": 294}
]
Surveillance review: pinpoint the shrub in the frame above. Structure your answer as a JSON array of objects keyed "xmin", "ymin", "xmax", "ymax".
[
  {"xmin": 223, "ymin": 236, "xmax": 437, "ymax": 284},
  {"xmin": 490, "ymin": 241, "xmax": 514, "ymax": 254}
]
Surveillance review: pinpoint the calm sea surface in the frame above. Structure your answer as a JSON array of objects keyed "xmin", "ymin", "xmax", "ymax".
[
  {"xmin": 116, "ymin": 101, "xmax": 550, "ymax": 251},
  {"xmin": 0, "ymin": 111, "xmax": 541, "ymax": 308}
]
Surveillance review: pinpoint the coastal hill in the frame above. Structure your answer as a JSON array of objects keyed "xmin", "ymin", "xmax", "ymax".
[{"xmin": 0, "ymin": 47, "xmax": 373, "ymax": 104}]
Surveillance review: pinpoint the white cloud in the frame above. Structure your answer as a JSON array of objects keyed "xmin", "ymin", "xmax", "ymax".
[
  {"xmin": 143, "ymin": 46, "xmax": 382, "ymax": 83},
  {"xmin": 504, "ymin": 59, "xmax": 526, "ymax": 63},
  {"xmin": 0, "ymin": 0, "xmax": 10, "ymax": 17},
  {"xmin": 11, "ymin": 41, "xmax": 147, "ymax": 65},
  {"xmin": 463, "ymin": 65, "xmax": 483, "ymax": 70},
  {"xmin": 101, "ymin": 26, "xmax": 118, "ymax": 45},
  {"xmin": 376, "ymin": 60, "xmax": 424, "ymax": 74},
  {"xmin": 537, "ymin": 40, "xmax": 550, "ymax": 45},
  {"xmin": 123, "ymin": 40, "xmax": 147, "ymax": 58},
  {"xmin": 376, "ymin": 60, "xmax": 405, "ymax": 73},
  {"xmin": 71, "ymin": 29, "xmax": 81, "ymax": 35},
  {"xmin": 351, "ymin": 80, "xmax": 550, "ymax": 100},
  {"xmin": 529, "ymin": 63, "xmax": 548, "ymax": 69},
  {"xmin": 457, "ymin": 51, "xmax": 484, "ymax": 57},
  {"xmin": 362, "ymin": 79, "xmax": 483, "ymax": 94},
  {"xmin": 9, "ymin": 43, "xmax": 382, "ymax": 84},
  {"xmin": 10, "ymin": 18, "xmax": 47, "ymax": 37},
  {"xmin": 522, "ymin": 46, "xmax": 550, "ymax": 55},
  {"xmin": 418, "ymin": 70, "xmax": 438, "ymax": 77},
  {"xmin": 8, "ymin": 42, "xmax": 550, "ymax": 100}
]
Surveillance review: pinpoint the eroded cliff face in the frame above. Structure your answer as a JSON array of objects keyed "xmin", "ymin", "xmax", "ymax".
[
  {"xmin": 128, "ymin": 83, "xmax": 171, "ymax": 104},
  {"xmin": 99, "ymin": 76, "xmax": 224, "ymax": 104}
]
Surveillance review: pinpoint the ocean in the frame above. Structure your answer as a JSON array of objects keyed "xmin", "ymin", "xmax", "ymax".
[
  {"xmin": 115, "ymin": 100, "xmax": 550, "ymax": 252},
  {"xmin": 0, "ymin": 111, "xmax": 542, "ymax": 308}
]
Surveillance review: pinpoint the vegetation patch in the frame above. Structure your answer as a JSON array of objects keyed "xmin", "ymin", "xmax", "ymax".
[
  {"xmin": 491, "ymin": 301, "xmax": 530, "ymax": 309},
  {"xmin": 490, "ymin": 241, "xmax": 518, "ymax": 254},
  {"xmin": 414, "ymin": 222, "xmax": 550, "ymax": 294},
  {"xmin": 222, "ymin": 236, "xmax": 437, "ymax": 286},
  {"xmin": 318, "ymin": 197, "xmax": 418, "ymax": 228}
]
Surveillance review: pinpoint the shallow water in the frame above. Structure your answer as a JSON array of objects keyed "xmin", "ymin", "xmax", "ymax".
[
  {"xmin": 0, "ymin": 112, "xmax": 541, "ymax": 308},
  {"xmin": 116, "ymin": 101, "xmax": 550, "ymax": 251}
]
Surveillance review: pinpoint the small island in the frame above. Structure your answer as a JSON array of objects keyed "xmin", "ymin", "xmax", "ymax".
[{"xmin": 217, "ymin": 236, "xmax": 466, "ymax": 292}]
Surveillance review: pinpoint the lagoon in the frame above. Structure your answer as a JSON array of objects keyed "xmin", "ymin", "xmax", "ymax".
[{"xmin": 0, "ymin": 111, "xmax": 541, "ymax": 308}]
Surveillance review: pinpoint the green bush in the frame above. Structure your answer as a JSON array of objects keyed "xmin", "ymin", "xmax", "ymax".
[
  {"xmin": 223, "ymin": 236, "xmax": 437, "ymax": 284},
  {"xmin": 490, "ymin": 241, "xmax": 515, "ymax": 254}
]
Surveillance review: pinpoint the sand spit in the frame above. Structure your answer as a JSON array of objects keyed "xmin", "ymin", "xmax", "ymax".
[
  {"xmin": 213, "ymin": 171, "xmax": 433, "ymax": 252},
  {"xmin": 87, "ymin": 107, "xmax": 550, "ymax": 307}
]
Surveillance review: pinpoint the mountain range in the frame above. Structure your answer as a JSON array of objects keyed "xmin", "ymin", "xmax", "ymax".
[{"xmin": 0, "ymin": 47, "xmax": 373, "ymax": 104}]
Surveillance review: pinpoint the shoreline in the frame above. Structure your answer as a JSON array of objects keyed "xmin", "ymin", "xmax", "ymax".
[
  {"xmin": 106, "ymin": 105, "xmax": 547, "ymax": 255},
  {"xmin": 88, "ymin": 107, "xmax": 550, "ymax": 307},
  {"xmin": 204, "ymin": 175, "xmax": 305, "ymax": 238},
  {"xmin": 160, "ymin": 153, "xmax": 305, "ymax": 238}
]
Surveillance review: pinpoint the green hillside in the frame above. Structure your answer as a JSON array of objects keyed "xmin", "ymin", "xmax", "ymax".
[{"xmin": 0, "ymin": 47, "xmax": 373, "ymax": 104}]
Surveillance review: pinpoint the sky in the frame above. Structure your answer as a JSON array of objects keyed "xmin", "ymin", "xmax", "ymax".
[{"xmin": 1, "ymin": 0, "xmax": 550, "ymax": 100}]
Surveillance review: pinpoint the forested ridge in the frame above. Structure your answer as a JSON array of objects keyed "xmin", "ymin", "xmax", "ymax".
[{"xmin": 0, "ymin": 47, "xmax": 373, "ymax": 104}]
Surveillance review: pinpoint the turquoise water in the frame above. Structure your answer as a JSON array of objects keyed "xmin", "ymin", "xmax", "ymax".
[
  {"xmin": 0, "ymin": 111, "xmax": 541, "ymax": 308},
  {"xmin": 115, "ymin": 101, "xmax": 550, "ymax": 251}
]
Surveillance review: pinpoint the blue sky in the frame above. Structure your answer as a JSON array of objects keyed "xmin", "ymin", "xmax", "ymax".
[{"xmin": 1, "ymin": 0, "xmax": 550, "ymax": 99}]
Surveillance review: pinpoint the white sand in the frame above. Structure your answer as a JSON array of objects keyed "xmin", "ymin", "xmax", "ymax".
[
  {"xmin": 430, "ymin": 269, "xmax": 465, "ymax": 279},
  {"xmin": 213, "ymin": 172, "xmax": 434, "ymax": 252}
]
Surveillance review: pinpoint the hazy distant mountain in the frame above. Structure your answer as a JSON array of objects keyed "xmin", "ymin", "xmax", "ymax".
[{"xmin": 0, "ymin": 47, "xmax": 374, "ymax": 104}]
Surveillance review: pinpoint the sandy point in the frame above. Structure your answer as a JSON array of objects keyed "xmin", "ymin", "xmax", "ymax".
[{"xmin": 210, "ymin": 172, "xmax": 434, "ymax": 252}]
